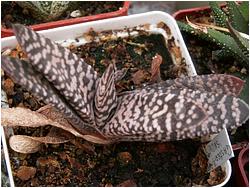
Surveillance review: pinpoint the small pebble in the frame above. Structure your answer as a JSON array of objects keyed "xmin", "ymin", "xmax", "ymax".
[
  {"xmin": 70, "ymin": 10, "xmax": 82, "ymax": 18},
  {"xmin": 117, "ymin": 151, "xmax": 132, "ymax": 164}
]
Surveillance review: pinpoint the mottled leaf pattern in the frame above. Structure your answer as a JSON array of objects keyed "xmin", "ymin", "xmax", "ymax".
[
  {"xmin": 94, "ymin": 63, "xmax": 117, "ymax": 129},
  {"xmin": 1, "ymin": 56, "xmax": 99, "ymax": 135},
  {"xmin": 103, "ymin": 88, "xmax": 207, "ymax": 141},
  {"xmin": 1, "ymin": 24, "xmax": 249, "ymax": 149},
  {"xmin": 103, "ymin": 87, "xmax": 248, "ymax": 141},
  {"xmin": 144, "ymin": 74, "xmax": 245, "ymax": 97},
  {"xmin": 12, "ymin": 24, "xmax": 98, "ymax": 125}
]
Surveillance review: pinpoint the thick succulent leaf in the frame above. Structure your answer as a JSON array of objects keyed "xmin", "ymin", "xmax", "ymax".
[
  {"xmin": 103, "ymin": 88, "xmax": 208, "ymax": 141},
  {"xmin": 209, "ymin": 1, "xmax": 228, "ymax": 27},
  {"xmin": 227, "ymin": 21, "xmax": 249, "ymax": 58},
  {"xmin": 239, "ymin": 76, "xmax": 249, "ymax": 105},
  {"xmin": 178, "ymin": 21, "xmax": 210, "ymax": 40},
  {"xmin": 94, "ymin": 63, "xmax": 117, "ymax": 129},
  {"xmin": 12, "ymin": 24, "xmax": 98, "ymax": 125},
  {"xmin": 114, "ymin": 68, "xmax": 127, "ymax": 82},
  {"xmin": 207, "ymin": 28, "xmax": 248, "ymax": 64},
  {"xmin": 232, "ymin": 72, "xmax": 249, "ymax": 104},
  {"xmin": 103, "ymin": 87, "xmax": 249, "ymax": 142},
  {"xmin": 1, "ymin": 56, "xmax": 99, "ymax": 135},
  {"xmin": 238, "ymin": 1, "xmax": 249, "ymax": 22},
  {"xmin": 145, "ymin": 74, "xmax": 245, "ymax": 97},
  {"xmin": 226, "ymin": 1, "xmax": 249, "ymax": 34}
]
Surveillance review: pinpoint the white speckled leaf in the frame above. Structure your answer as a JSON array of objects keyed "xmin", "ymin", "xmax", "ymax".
[
  {"xmin": 1, "ymin": 56, "xmax": 98, "ymax": 135},
  {"xmin": 94, "ymin": 63, "xmax": 117, "ymax": 129},
  {"xmin": 145, "ymin": 74, "xmax": 245, "ymax": 97},
  {"xmin": 103, "ymin": 87, "xmax": 249, "ymax": 141},
  {"xmin": 12, "ymin": 24, "xmax": 98, "ymax": 126}
]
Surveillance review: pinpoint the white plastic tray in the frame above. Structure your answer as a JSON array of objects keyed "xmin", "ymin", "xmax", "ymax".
[{"xmin": 1, "ymin": 11, "xmax": 231, "ymax": 187}]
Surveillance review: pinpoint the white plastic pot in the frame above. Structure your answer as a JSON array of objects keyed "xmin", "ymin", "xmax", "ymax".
[{"xmin": 1, "ymin": 11, "xmax": 231, "ymax": 187}]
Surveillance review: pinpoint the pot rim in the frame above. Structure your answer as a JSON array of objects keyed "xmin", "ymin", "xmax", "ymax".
[{"xmin": 1, "ymin": 1, "xmax": 130, "ymax": 38}]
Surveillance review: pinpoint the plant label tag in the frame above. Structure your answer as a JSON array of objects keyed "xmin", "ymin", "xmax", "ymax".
[{"xmin": 204, "ymin": 127, "xmax": 234, "ymax": 172}]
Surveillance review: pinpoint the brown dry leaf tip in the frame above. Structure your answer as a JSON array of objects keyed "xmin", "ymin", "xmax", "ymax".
[
  {"xmin": 10, "ymin": 135, "xmax": 42, "ymax": 153},
  {"xmin": 150, "ymin": 53, "xmax": 163, "ymax": 83},
  {"xmin": 9, "ymin": 131, "xmax": 70, "ymax": 154},
  {"xmin": 16, "ymin": 166, "xmax": 37, "ymax": 181}
]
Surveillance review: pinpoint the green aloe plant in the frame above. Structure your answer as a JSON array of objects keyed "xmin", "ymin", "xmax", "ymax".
[{"xmin": 177, "ymin": 1, "xmax": 249, "ymax": 65}]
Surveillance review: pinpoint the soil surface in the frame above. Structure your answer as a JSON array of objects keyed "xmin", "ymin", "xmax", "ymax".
[
  {"xmin": 2, "ymin": 31, "xmax": 226, "ymax": 186},
  {"xmin": 1, "ymin": 1, "xmax": 123, "ymax": 29}
]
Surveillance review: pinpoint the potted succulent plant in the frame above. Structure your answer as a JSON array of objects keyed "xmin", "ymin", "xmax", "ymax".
[
  {"xmin": 172, "ymin": 1, "xmax": 248, "ymax": 101},
  {"xmin": 1, "ymin": 11, "xmax": 248, "ymax": 186},
  {"xmin": 1, "ymin": 1, "xmax": 130, "ymax": 38}
]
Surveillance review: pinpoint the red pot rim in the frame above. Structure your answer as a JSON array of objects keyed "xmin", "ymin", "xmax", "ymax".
[
  {"xmin": 172, "ymin": 2, "xmax": 227, "ymax": 19},
  {"xmin": 1, "ymin": 1, "xmax": 130, "ymax": 38}
]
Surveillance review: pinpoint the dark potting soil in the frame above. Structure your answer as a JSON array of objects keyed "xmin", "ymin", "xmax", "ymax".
[
  {"xmin": 1, "ymin": 1, "xmax": 124, "ymax": 29},
  {"xmin": 2, "ymin": 32, "xmax": 226, "ymax": 186}
]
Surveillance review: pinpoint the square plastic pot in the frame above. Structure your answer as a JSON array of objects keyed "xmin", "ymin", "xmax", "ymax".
[
  {"xmin": 1, "ymin": 1, "xmax": 130, "ymax": 38},
  {"xmin": 1, "ymin": 11, "xmax": 231, "ymax": 187}
]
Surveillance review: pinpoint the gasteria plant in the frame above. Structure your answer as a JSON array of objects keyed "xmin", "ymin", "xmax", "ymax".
[
  {"xmin": 177, "ymin": 1, "xmax": 249, "ymax": 65},
  {"xmin": 1, "ymin": 24, "xmax": 249, "ymax": 154}
]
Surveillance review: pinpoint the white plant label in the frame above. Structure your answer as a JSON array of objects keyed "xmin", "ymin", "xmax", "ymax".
[{"xmin": 204, "ymin": 127, "xmax": 234, "ymax": 172}]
